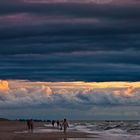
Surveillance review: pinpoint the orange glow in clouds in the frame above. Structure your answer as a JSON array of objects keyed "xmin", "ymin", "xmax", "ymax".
[
  {"xmin": 1, "ymin": 80, "xmax": 140, "ymax": 97},
  {"xmin": 41, "ymin": 85, "xmax": 52, "ymax": 96},
  {"xmin": 124, "ymin": 86, "xmax": 135, "ymax": 97},
  {"xmin": 113, "ymin": 86, "xmax": 135, "ymax": 97},
  {"xmin": 0, "ymin": 80, "xmax": 9, "ymax": 91}
]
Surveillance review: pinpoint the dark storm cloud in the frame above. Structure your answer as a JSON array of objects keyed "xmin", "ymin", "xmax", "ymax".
[
  {"xmin": 0, "ymin": 0, "xmax": 140, "ymax": 81},
  {"xmin": 0, "ymin": 50, "xmax": 140, "ymax": 81},
  {"xmin": 0, "ymin": 25, "xmax": 140, "ymax": 59},
  {"xmin": 0, "ymin": 0, "xmax": 140, "ymax": 20}
]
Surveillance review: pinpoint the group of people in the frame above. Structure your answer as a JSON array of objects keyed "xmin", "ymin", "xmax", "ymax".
[
  {"xmin": 52, "ymin": 118, "xmax": 69, "ymax": 133},
  {"xmin": 26, "ymin": 118, "xmax": 69, "ymax": 133}
]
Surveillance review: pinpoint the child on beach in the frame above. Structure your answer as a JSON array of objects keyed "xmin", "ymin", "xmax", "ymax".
[{"xmin": 60, "ymin": 120, "xmax": 63, "ymax": 130}]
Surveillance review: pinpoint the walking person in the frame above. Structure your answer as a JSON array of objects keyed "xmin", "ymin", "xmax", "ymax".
[
  {"xmin": 30, "ymin": 119, "xmax": 34, "ymax": 132},
  {"xmin": 63, "ymin": 118, "xmax": 69, "ymax": 133},
  {"xmin": 27, "ymin": 119, "xmax": 30, "ymax": 132},
  {"xmin": 57, "ymin": 120, "xmax": 60, "ymax": 129},
  {"xmin": 52, "ymin": 120, "xmax": 55, "ymax": 127}
]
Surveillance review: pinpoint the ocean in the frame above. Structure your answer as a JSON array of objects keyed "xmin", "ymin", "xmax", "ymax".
[
  {"xmin": 67, "ymin": 120, "xmax": 140, "ymax": 140},
  {"xmin": 16, "ymin": 120, "xmax": 140, "ymax": 140}
]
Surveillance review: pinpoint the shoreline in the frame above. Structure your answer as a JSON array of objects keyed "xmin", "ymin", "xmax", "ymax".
[
  {"xmin": 1, "ymin": 120, "xmax": 140, "ymax": 140},
  {"xmin": 0, "ymin": 120, "xmax": 99, "ymax": 140}
]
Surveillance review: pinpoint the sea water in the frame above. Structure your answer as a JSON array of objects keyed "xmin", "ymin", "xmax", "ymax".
[
  {"xmin": 15, "ymin": 120, "xmax": 140, "ymax": 140},
  {"xmin": 67, "ymin": 120, "xmax": 140, "ymax": 140}
]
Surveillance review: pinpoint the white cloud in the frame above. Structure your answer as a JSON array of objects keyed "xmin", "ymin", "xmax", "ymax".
[
  {"xmin": 0, "ymin": 80, "xmax": 140, "ymax": 119},
  {"xmin": 0, "ymin": 80, "xmax": 140, "ymax": 109}
]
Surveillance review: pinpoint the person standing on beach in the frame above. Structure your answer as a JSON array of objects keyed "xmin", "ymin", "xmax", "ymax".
[
  {"xmin": 27, "ymin": 119, "xmax": 34, "ymax": 132},
  {"xmin": 57, "ymin": 120, "xmax": 60, "ymax": 129},
  {"xmin": 52, "ymin": 120, "xmax": 55, "ymax": 127},
  {"xmin": 63, "ymin": 118, "xmax": 69, "ymax": 133},
  {"xmin": 30, "ymin": 119, "xmax": 34, "ymax": 132},
  {"xmin": 27, "ymin": 119, "xmax": 30, "ymax": 131}
]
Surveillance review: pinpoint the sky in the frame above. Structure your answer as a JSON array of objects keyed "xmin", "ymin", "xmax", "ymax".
[{"xmin": 0, "ymin": 0, "xmax": 140, "ymax": 120}]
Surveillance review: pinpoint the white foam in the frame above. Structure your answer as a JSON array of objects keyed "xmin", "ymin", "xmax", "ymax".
[
  {"xmin": 15, "ymin": 127, "xmax": 62, "ymax": 133},
  {"xmin": 105, "ymin": 128, "xmax": 126, "ymax": 134},
  {"xmin": 15, "ymin": 121, "xmax": 140, "ymax": 140}
]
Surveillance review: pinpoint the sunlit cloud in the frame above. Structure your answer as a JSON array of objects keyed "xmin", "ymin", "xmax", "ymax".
[
  {"xmin": 0, "ymin": 80, "xmax": 140, "ymax": 106},
  {"xmin": 0, "ymin": 80, "xmax": 140, "ymax": 119},
  {"xmin": 0, "ymin": 80, "xmax": 9, "ymax": 91},
  {"xmin": 113, "ymin": 86, "xmax": 135, "ymax": 97}
]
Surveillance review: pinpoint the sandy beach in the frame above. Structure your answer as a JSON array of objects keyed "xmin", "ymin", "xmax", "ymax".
[
  {"xmin": 1, "ymin": 120, "xmax": 140, "ymax": 140},
  {"xmin": 0, "ymin": 120, "xmax": 98, "ymax": 140}
]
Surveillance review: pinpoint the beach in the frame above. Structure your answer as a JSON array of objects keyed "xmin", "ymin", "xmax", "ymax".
[
  {"xmin": 1, "ymin": 120, "xmax": 140, "ymax": 140},
  {"xmin": 0, "ymin": 120, "xmax": 96, "ymax": 140}
]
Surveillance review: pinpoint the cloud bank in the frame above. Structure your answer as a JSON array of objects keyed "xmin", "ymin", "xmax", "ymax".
[{"xmin": 0, "ymin": 80, "xmax": 140, "ymax": 119}]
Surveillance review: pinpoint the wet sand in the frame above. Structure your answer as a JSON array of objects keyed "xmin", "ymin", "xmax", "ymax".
[
  {"xmin": 1, "ymin": 120, "xmax": 140, "ymax": 140},
  {"xmin": 0, "ymin": 120, "xmax": 98, "ymax": 140}
]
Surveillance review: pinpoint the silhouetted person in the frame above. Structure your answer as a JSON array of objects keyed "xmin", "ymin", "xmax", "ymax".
[
  {"xmin": 30, "ymin": 119, "xmax": 34, "ymax": 132},
  {"xmin": 57, "ymin": 120, "xmax": 60, "ymax": 129},
  {"xmin": 63, "ymin": 118, "xmax": 69, "ymax": 133},
  {"xmin": 52, "ymin": 120, "xmax": 55, "ymax": 127},
  {"xmin": 27, "ymin": 119, "xmax": 34, "ymax": 132},
  {"xmin": 60, "ymin": 120, "xmax": 63, "ymax": 130},
  {"xmin": 27, "ymin": 119, "xmax": 30, "ymax": 131}
]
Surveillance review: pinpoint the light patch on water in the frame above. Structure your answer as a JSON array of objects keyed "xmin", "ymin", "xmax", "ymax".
[
  {"xmin": 65, "ymin": 139, "xmax": 97, "ymax": 140},
  {"xmin": 15, "ymin": 127, "xmax": 62, "ymax": 133}
]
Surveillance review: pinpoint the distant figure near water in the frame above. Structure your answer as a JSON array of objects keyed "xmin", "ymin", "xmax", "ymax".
[
  {"xmin": 57, "ymin": 120, "xmax": 60, "ymax": 129},
  {"xmin": 27, "ymin": 119, "xmax": 30, "ymax": 130},
  {"xmin": 60, "ymin": 120, "xmax": 63, "ymax": 130},
  {"xmin": 27, "ymin": 119, "xmax": 34, "ymax": 132},
  {"xmin": 63, "ymin": 118, "xmax": 69, "ymax": 133},
  {"xmin": 52, "ymin": 120, "xmax": 55, "ymax": 127}
]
